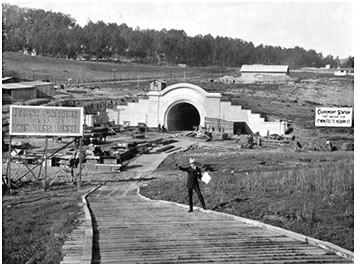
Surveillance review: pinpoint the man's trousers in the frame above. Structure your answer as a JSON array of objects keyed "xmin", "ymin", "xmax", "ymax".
[{"xmin": 188, "ymin": 184, "xmax": 206, "ymax": 211}]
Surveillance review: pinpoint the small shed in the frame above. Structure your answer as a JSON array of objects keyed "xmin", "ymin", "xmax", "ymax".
[
  {"xmin": 2, "ymin": 83, "xmax": 37, "ymax": 100},
  {"xmin": 334, "ymin": 68, "xmax": 353, "ymax": 77},
  {"xmin": 334, "ymin": 69, "xmax": 347, "ymax": 76},
  {"xmin": 20, "ymin": 81, "xmax": 55, "ymax": 98},
  {"xmin": 2, "ymin": 77, "xmax": 19, "ymax": 84},
  {"xmin": 85, "ymin": 114, "xmax": 95, "ymax": 127},
  {"xmin": 218, "ymin": 75, "xmax": 236, "ymax": 84},
  {"xmin": 150, "ymin": 79, "xmax": 166, "ymax": 91},
  {"xmin": 240, "ymin": 65, "xmax": 289, "ymax": 79}
]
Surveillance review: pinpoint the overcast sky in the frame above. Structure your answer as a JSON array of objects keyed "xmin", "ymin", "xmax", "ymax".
[{"xmin": 3, "ymin": 0, "xmax": 356, "ymax": 59}]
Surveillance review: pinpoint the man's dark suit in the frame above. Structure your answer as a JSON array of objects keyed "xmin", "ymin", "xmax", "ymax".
[{"xmin": 178, "ymin": 165, "xmax": 206, "ymax": 212}]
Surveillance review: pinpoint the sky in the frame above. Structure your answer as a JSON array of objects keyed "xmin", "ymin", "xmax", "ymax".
[{"xmin": 2, "ymin": 0, "xmax": 356, "ymax": 59}]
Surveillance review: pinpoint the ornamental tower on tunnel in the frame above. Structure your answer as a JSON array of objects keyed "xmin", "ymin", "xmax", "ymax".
[{"xmin": 106, "ymin": 83, "xmax": 287, "ymax": 136}]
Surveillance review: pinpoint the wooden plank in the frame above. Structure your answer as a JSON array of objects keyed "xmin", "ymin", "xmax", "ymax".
[
  {"xmin": 94, "ymin": 254, "xmax": 347, "ymax": 264},
  {"xmin": 95, "ymin": 164, "xmax": 122, "ymax": 171},
  {"xmin": 93, "ymin": 244, "xmax": 329, "ymax": 254},
  {"xmin": 96, "ymin": 252, "xmax": 342, "ymax": 261},
  {"xmin": 94, "ymin": 234, "xmax": 293, "ymax": 241},
  {"xmin": 60, "ymin": 185, "xmax": 100, "ymax": 264},
  {"xmin": 96, "ymin": 255, "xmax": 340, "ymax": 262},
  {"xmin": 93, "ymin": 246, "xmax": 329, "ymax": 256}
]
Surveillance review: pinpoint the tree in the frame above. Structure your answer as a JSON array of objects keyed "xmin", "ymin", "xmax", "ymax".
[
  {"xmin": 160, "ymin": 29, "xmax": 187, "ymax": 64},
  {"xmin": 2, "ymin": 3, "xmax": 27, "ymax": 52},
  {"xmin": 342, "ymin": 56, "xmax": 354, "ymax": 68},
  {"xmin": 2, "ymin": 3, "xmax": 352, "ymax": 69}
]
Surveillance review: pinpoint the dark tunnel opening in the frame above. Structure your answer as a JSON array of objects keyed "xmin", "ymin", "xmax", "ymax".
[{"xmin": 167, "ymin": 103, "xmax": 200, "ymax": 131}]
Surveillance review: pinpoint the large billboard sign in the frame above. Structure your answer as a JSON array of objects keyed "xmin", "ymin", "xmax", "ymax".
[
  {"xmin": 315, "ymin": 107, "xmax": 353, "ymax": 127},
  {"xmin": 9, "ymin": 105, "xmax": 84, "ymax": 136}
]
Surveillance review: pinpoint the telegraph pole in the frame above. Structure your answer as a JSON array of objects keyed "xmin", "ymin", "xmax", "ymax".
[
  {"xmin": 112, "ymin": 69, "xmax": 116, "ymax": 84},
  {"xmin": 31, "ymin": 68, "xmax": 36, "ymax": 80}
]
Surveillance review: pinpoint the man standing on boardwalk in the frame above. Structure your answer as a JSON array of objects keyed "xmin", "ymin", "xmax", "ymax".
[{"xmin": 176, "ymin": 158, "xmax": 207, "ymax": 212}]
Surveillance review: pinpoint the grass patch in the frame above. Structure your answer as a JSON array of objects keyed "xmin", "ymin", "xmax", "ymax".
[
  {"xmin": 140, "ymin": 159, "xmax": 354, "ymax": 251},
  {"xmin": 2, "ymin": 51, "xmax": 222, "ymax": 83},
  {"xmin": 2, "ymin": 185, "xmax": 90, "ymax": 264}
]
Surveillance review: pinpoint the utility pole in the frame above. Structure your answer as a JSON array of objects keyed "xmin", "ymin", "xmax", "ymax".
[
  {"xmin": 31, "ymin": 68, "xmax": 36, "ymax": 80},
  {"xmin": 43, "ymin": 137, "xmax": 48, "ymax": 191},
  {"xmin": 7, "ymin": 135, "xmax": 12, "ymax": 195},
  {"xmin": 112, "ymin": 69, "xmax": 116, "ymax": 84},
  {"xmin": 77, "ymin": 137, "xmax": 83, "ymax": 188}
]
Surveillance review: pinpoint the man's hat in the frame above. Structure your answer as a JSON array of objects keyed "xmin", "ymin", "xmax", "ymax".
[{"xmin": 189, "ymin": 158, "xmax": 195, "ymax": 164}]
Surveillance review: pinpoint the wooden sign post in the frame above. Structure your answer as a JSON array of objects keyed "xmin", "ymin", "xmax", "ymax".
[
  {"xmin": 7, "ymin": 135, "xmax": 12, "ymax": 194},
  {"xmin": 43, "ymin": 137, "xmax": 48, "ymax": 191},
  {"xmin": 77, "ymin": 137, "xmax": 83, "ymax": 188}
]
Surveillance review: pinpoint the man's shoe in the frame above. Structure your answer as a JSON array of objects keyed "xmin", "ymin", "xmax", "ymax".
[{"xmin": 188, "ymin": 210, "xmax": 193, "ymax": 213}]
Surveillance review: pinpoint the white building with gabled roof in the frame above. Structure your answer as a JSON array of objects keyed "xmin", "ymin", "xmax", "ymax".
[{"xmin": 240, "ymin": 64, "xmax": 289, "ymax": 79}]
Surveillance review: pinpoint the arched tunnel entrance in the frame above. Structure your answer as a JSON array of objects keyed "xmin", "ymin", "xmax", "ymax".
[{"xmin": 166, "ymin": 102, "xmax": 201, "ymax": 131}]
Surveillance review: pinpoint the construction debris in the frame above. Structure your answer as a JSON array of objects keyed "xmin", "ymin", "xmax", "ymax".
[
  {"xmin": 184, "ymin": 131, "xmax": 211, "ymax": 141},
  {"xmin": 155, "ymin": 145, "xmax": 174, "ymax": 153},
  {"xmin": 341, "ymin": 142, "xmax": 354, "ymax": 151},
  {"xmin": 233, "ymin": 135, "xmax": 253, "ymax": 149}
]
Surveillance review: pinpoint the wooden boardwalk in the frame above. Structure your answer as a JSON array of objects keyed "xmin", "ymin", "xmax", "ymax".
[
  {"xmin": 61, "ymin": 142, "xmax": 353, "ymax": 264},
  {"xmin": 87, "ymin": 182, "xmax": 351, "ymax": 264}
]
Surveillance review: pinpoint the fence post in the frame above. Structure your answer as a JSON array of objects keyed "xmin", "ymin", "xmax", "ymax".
[
  {"xmin": 77, "ymin": 137, "xmax": 83, "ymax": 188},
  {"xmin": 43, "ymin": 137, "xmax": 48, "ymax": 191},
  {"xmin": 7, "ymin": 135, "xmax": 12, "ymax": 195}
]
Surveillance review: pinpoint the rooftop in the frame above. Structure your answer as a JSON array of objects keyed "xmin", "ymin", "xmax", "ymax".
[
  {"xmin": 241, "ymin": 65, "xmax": 289, "ymax": 73},
  {"xmin": 2, "ymin": 83, "xmax": 35, "ymax": 90},
  {"xmin": 150, "ymin": 79, "xmax": 167, "ymax": 83},
  {"xmin": 2, "ymin": 77, "xmax": 13, "ymax": 82},
  {"xmin": 20, "ymin": 81, "xmax": 54, "ymax": 86}
]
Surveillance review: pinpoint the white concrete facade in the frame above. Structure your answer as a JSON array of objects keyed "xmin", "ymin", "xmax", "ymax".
[{"xmin": 107, "ymin": 83, "xmax": 287, "ymax": 136}]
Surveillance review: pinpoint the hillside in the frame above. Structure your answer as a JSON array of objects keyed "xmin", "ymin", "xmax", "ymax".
[{"xmin": 2, "ymin": 52, "xmax": 224, "ymax": 84}]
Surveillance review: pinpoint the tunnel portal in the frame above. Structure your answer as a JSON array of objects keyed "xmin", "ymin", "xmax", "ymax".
[{"xmin": 166, "ymin": 102, "xmax": 200, "ymax": 131}]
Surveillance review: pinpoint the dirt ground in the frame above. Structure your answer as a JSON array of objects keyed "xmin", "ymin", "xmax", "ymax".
[{"xmin": 2, "ymin": 68, "xmax": 354, "ymax": 260}]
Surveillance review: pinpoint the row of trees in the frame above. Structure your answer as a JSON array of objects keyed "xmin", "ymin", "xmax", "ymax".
[{"xmin": 2, "ymin": 3, "xmax": 354, "ymax": 68}]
